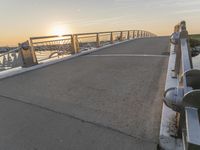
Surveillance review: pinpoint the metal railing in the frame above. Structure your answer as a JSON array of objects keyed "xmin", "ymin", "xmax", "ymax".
[
  {"xmin": 0, "ymin": 30, "xmax": 156, "ymax": 72},
  {"xmin": 0, "ymin": 47, "xmax": 23, "ymax": 71},
  {"xmin": 164, "ymin": 21, "xmax": 200, "ymax": 150},
  {"xmin": 30, "ymin": 30, "xmax": 156, "ymax": 62}
]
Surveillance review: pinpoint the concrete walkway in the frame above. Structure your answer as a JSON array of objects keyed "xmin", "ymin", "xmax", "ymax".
[{"xmin": 0, "ymin": 37, "xmax": 169, "ymax": 150}]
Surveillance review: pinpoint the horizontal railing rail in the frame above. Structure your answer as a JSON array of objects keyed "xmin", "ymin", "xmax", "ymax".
[
  {"xmin": 30, "ymin": 30, "xmax": 156, "ymax": 62},
  {"xmin": 0, "ymin": 29, "xmax": 156, "ymax": 72},
  {"xmin": 0, "ymin": 47, "xmax": 23, "ymax": 71},
  {"xmin": 164, "ymin": 21, "xmax": 200, "ymax": 150}
]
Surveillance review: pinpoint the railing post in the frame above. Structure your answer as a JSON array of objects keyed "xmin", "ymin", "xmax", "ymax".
[
  {"xmin": 145, "ymin": 31, "xmax": 147, "ymax": 37},
  {"xmin": 127, "ymin": 31, "xmax": 130, "ymax": 40},
  {"xmin": 75, "ymin": 35, "xmax": 80, "ymax": 52},
  {"xmin": 30, "ymin": 38, "xmax": 38, "ymax": 64},
  {"xmin": 164, "ymin": 21, "xmax": 200, "ymax": 150},
  {"xmin": 71, "ymin": 35, "xmax": 78, "ymax": 54},
  {"xmin": 96, "ymin": 33, "xmax": 100, "ymax": 47},
  {"xmin": 174, "ymin": 38, "xmax": 181, "ymax": 77},
  {"xmin": 19, "ymin": 41, "xmax": 38, "ymax": 67},
  {"xmin": 137, "ymin": 30, "xmax": 139, "ymax": 38},
  {"xmin": 179, "ymin": 26, "xmax": 193, "ymax": 69},
  {"xmin": 120, "ymin": 31, "xmax": 123, "ymax": 41},
  {"xmin": 110, "ymin": 32, "xmax": 114, "ymax": 44},
  {"xmin": 133, "ymin": 30, "xmax": 135, "ymax": 38}
]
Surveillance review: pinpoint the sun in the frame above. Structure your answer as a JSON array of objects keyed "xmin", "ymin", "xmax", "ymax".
[{"xmin": 51, "ymin": 24, "xmax": 71, "ymax": 36}]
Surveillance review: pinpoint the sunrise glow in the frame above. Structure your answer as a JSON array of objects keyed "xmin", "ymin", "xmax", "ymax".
[{"xmin": 51, "ymin": 25, "xmax": 71, "ymax": 36}]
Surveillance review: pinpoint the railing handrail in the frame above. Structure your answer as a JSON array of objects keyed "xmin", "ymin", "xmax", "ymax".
[
  {"xmin": 32, "ymin": 38, "xmax": 72, "ymax": 45},
  {"xmin": 30, "ymin": 30, "xmax": 156, "ymax": 40},
  {"xmin": 0, "ymin": 29, "xmax": 156, "ymax": 72},
  {"xmin": 0, "ymin": 47, "xmax": 20, "ymax": 57}
]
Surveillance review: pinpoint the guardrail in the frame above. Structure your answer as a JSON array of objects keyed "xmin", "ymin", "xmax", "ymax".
[
  {"xmin": 0, "ymin": 47, "xmax": 23, "ymax": 71},
  {"xmin": 164, "ymin": 21, "xmax": 200, "ymax": 150},
  {"xmin": 30, "ymin": 30, "xmax": 156, "ymax": 62},
  {"xmin": 0, "ymin": 30, "xmax": 156, "ymax": 72}
]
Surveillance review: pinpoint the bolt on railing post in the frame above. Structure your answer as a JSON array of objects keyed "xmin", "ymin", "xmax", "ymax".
[
  {"xmin": 96, "ymin": 33, "xmax": 100, "ymax": 47},
  {"xmin": 110, "ymin": 32, "xmax": 114, "ymax": 44}
]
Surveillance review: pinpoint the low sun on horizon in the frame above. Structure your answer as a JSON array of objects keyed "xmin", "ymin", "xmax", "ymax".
[{"xmin": 50, "ymin": 24, "xmax": 72, "ymax": 36}]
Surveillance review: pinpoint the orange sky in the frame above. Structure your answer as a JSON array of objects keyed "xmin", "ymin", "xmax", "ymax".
[{"xmin": 1, "ymin": 0, "xmax": 200, "ymax": 46}]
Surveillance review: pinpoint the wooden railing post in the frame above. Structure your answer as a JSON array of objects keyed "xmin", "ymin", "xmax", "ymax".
[
  {"xmin": 96, "ymin": 33, "xmax": 100, "ymax": 47},
  {"xmin": 127, "ymin": 31, "xmax": 130, "ymax": 40},
  {"xmin": 137, "ymin": 30, "xmax": 139, "ymax": 38},
  {"xmin": 75, "ymin": 35, "xmax": 80, "ymax": 52},
  {"xmin": 19, "ymin": 41, "xmax": 38, "ymax": 67},
  {"xmin": 110, "ymin": 32, "xmax": 114, "ymax": 44},
  {"xmin": 120, "ymin": 31, "xmax": 123, "ymax": 41},
  {"xmin": 142, "ymin": 31, "xmax": 144, "ymax": 37},
  {"xmin": 133, "ymin": 30, "xmax": 135, "ymax": 38},
  {"xmin": 29, "ymin": 38, "xmax": 38, "ymax": 64},
  {"xmin": 71, "ymin": 35, "xmax": 78, "ymax": 54}
]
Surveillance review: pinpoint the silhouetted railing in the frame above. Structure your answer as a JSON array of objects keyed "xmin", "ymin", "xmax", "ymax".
[
  {"xmin": 30, "ymin": 30, "xmax": 156, "ymax": 62},
  {"xmin": 0, "ymin": 30, "xmax": 156, "ymax": 72},
  {"xmin": 0, "ymin": 47, "xmax": 23, "ymax": 71}
]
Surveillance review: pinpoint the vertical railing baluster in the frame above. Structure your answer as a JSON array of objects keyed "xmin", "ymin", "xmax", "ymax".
[
  {"xmin": 127, "ymin": 31, "xmax": 130, "ymax": 40},
  {"xmin": 96, "ymin": 33, "xmax": 100, "ymax": 47},
  {"xmin": 110, "ymin": 32, "xmax": 114, "ymax": 44}
]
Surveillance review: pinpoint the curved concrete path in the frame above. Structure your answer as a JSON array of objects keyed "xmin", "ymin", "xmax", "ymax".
[{"xmin": 0, "ymin": 37, "xmax": 169, "ymax": 150}]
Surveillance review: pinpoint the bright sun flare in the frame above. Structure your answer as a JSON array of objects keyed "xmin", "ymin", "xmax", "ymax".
[{"xmin": 51, "ymin": 25, "xmax": 71, "ymax": 36}]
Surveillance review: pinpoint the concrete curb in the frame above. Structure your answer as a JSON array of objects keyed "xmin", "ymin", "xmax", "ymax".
[
  {"xmin": 159, "ymin": 103, "xmax": 183, "ymax": 150},
  {"xmin": 0, "ymin": 38, "xmax": 141, "ymax": 80},
  {"xmin": 159, "ymin": 41, "xmax": 183, "ymax": 150}
]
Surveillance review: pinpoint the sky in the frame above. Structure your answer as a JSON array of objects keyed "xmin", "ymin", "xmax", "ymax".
[{"xmin": 0, "ymin": 0, "xmax": 200, "ymax": 46}]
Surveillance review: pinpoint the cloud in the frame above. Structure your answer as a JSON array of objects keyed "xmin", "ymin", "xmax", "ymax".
[
  {"xmin": 174, "ymin": 9, "xmax": 200, "ymax": 14},
  {"xmin": 53, "ymin": 16, "xmax": 126, "ymax": 27}
]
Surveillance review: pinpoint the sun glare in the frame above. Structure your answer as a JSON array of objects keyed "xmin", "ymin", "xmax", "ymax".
[{"xmin": 51, "ymin": 25, "xmax": 71, "ymax": 36}]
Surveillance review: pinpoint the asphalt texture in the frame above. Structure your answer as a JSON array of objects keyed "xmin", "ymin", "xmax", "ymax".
[{"xmin": 0, "ymin": 37, "xmax": 169, "ymax": 150}]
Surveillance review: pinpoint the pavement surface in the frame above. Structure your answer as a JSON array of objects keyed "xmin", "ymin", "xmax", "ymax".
[{"xmin": 0, "ymin": 37, "xmax": 169, "ymax": 150}]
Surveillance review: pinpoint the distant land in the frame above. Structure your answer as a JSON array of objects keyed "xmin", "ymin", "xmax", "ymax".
[{"xmin": 0, "ymin": 47, "xmax": 17, "ymax": 53}]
